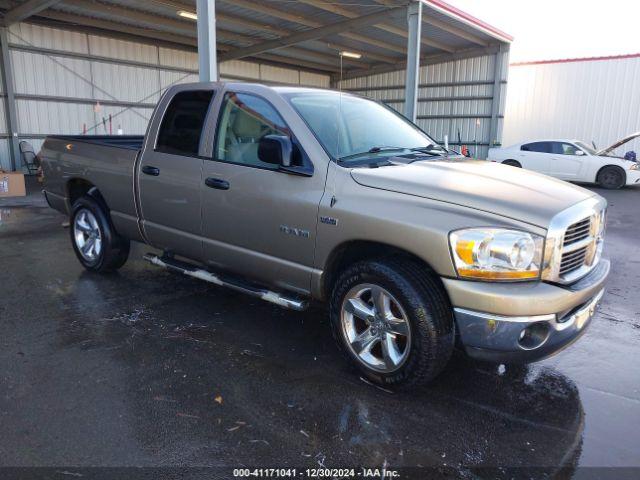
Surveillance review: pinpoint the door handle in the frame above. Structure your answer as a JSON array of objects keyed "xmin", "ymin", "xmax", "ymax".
[
  {"xmin": 205, "ymin": 177, "xmax": 230, "ymax": 190},
  {"xmin": 142, "ymin": 165, "xmax": 160, "ymax": 176}
]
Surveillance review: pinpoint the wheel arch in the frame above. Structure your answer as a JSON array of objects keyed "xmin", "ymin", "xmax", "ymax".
[
  {"xmin": 503, "ymin": 159, "xmax": 522, "ymax": 167},
  {"xmin": 66, "ymin": 178, "xmax": 109, "ymax": 212},
  {"xmin": 596, "ymin": 164, "xmax": 626, "ymax": 185},
  {"xmin": 321, "ymin": 240, "xmax": 440, "ymax": 300}
]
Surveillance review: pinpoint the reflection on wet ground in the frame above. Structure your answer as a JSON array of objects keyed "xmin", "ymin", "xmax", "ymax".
[{"xmin": 1, "ymin": 184, "xmax": 639, "ymax": 477}]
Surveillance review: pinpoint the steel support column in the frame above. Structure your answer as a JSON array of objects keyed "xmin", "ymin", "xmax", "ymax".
[
  {"xmin": 0, "ymin": 28, "xmax": 19, "ymax": 171},
  {"xmin": 404, "ymin": 1, "xmax": 422, "ymax": 122},
  {"xmin": 489, "ymin": 43, "xmax": 507, "ymax": 148},
  {"xmin": 197, "ymin": 0, "xmax": 218, "ymax": 82}
]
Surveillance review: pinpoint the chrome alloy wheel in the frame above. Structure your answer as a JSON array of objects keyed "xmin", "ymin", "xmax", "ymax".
[
  {"xmin": 340, "ymin": 283, "xmax": 412, "ymax": 373},
  {"xmin": 73, "ymin": 208, "xmax": 103, "ymax": 262}
]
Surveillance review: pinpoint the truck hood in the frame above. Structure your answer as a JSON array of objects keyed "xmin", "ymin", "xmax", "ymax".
[
  {"xmin": 350, "ymin": 159, "xmax": 596, "ymax": 228},
  {"xmin": 596, "ymin": 131, "xmax": 640, "ymax": 156}
]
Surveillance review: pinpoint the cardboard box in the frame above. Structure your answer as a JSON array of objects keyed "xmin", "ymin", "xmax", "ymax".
[{"xmin": 0, "ymin": 172, "xmax": 26, "ymax": 197}]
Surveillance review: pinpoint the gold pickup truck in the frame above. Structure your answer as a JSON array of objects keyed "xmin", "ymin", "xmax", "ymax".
[{"xmin": 40, "ymin": 82, "xmax": 609, "ymax": 387}]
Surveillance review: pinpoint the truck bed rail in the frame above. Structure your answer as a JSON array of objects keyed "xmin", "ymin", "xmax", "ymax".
[{"xmin": 47, "ymin": 135, "xmax": 144, "ymax": 150}]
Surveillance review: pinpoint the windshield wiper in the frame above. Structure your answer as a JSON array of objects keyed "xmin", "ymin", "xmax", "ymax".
[
  {"xmin": 410, "ymin": 144, "xmax": 448, "ymax": 154},
  {"xmin": 339, "ymin": 146, "xmax": 407, "ymax": 161}
]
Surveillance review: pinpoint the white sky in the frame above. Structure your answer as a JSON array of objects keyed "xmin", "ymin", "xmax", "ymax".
[{"xmin": 446, "ymin": 0, "xmax": 640, "ymax": 62}]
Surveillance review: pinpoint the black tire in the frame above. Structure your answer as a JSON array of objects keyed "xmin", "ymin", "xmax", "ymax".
[
  {"xmin": 329, "ymin": 257, "xmax": 455, "ymax": 388},
  {"xmin": 502, "ymin": 159, "xmax": 522, "ymax": 168},
  {"xmin": 597, "ymin": 165, "xmax": 626, "ymax": 189},
  {"xmin": 70, "ymin": 195, "xmax": 130, "ymax": 272}
]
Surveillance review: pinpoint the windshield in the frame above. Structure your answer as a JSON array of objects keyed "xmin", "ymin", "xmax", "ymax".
[
  {"xmin": 284, "ymin": 91, "xmax": 437, "ymax": 162},
  {"xmin": 575, "ymin": 141, "xmax": 597, "ymax": 155}
]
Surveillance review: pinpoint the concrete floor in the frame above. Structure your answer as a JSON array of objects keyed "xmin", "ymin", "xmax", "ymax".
[{"xmin": 1, "ymin": 178, "xmax": 639, "ymax": 477}]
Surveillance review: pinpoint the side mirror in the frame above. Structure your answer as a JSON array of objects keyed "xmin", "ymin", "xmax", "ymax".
[
  {"xmin": 258, "ymin": 135, "xmax": 293, "ymax": 167},
  {"xmin": 575, "ymin": 150, "xmax": 585, "ymax": 156}
]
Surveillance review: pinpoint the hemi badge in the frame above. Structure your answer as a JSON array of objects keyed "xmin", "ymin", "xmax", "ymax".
[{"xmin": 320, "ymin": 216, "xmax": 338, "ymax": 226}]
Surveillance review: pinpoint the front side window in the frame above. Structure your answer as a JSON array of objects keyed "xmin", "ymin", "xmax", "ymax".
[
  {"xmin": 284, "ymin": 91, "xmax": 436, "ymax": 162},
  {"xmin": 555, "ymin": 142, "xmax": 582, "ymax": 155},
  {"xmin": 575, "ymin": 141, "xmax": 597, "ymax": 155},
  {"xmin": 215, "ymin": 92, "xmax": 290, "ymax": 169},
  {"xmin": 521, "ymin": 142, "xmax": 551, "ymax": 153},
  {"xmin": 156, "ymin": 90, "xmax": 214, "ymax": 156}
]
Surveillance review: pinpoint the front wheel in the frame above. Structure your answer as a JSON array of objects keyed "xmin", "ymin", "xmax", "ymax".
[
  {"xmin": 597, "ymin": 166, "xmax": 626, "ymax": 189},
  {"xmin": 70, "ymin": 195, "xmax": 130, "ymax": 272},
  {"xmin": 330, "ymin": 258, "xmax": 455, "ymax": 388}
]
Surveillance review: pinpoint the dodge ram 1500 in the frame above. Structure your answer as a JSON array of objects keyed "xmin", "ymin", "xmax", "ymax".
[{"xmin": 41, "ymin": 82, "xmax": 609, "ymax": 387}]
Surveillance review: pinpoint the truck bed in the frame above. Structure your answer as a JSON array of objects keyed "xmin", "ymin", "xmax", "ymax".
[
  {"xmin": 48, "ymin": 135, "xmax": 144, "ymax": 150},
  {"xmin": 40, "ymin": 134, "xmax": 144, "ymax": 242}
]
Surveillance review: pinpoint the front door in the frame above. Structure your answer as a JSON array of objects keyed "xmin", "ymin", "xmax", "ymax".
[
  {"xmin": 519, "ymin": 141, "xmax": 552, "ymax": 174},
  {"xmin": 138, "ymin": 89, "xmax": 214, "ymax": 261},
  {"xmin": 548, "ymin": 142, "xmax": 584, "ymax": 180},
  {"xmin": 201, "ymin": 91, "xmax": 325, "ymax": 294}
]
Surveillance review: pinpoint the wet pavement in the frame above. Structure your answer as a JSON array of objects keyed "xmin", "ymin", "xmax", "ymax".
[{"xmin": 1, "ymin": 180, "xmax": 639, "ymax": 478}]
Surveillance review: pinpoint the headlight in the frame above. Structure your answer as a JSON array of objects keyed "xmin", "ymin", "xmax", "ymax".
[
  {"xmin": 449, "ymin": 228, "xmax": 544, "ymax": 281},
  {"xmin": 630, "ymin": 163, "xmax": 639, "ymax": 170}
]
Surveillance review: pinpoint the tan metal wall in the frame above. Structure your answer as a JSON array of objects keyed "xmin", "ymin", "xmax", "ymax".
[
  {"xmin": 338, "ymin": 51, "xmax": 510, "ymax": 159},
  {"xmin": 0, "ymin": 22, "xmax": 330, "ymax": 171},
  {"xmin": 503, "ymin": 56, "xmax": 640, "ymax": 155}
]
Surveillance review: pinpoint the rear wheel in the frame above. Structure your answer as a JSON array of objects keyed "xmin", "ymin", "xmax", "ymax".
[
  {"xmin": 502, "ymin": 159, "xmax": 521, "ymax": 168},
  {"xmin": 597, "ymin": 166, "xmax": 625, "ymax": 189},
  {"xmin": 330, "ymin": 257, "xmax": 455, "ymax": 388},
  {"xmin": 70, "ymin": 195, "xmax": 130, "ymax": 272}
]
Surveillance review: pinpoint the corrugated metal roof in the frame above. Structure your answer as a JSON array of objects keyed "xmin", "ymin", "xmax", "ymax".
[{"xmin": 2, "ymin": 0, "xmax": 511, "ymax": 77}]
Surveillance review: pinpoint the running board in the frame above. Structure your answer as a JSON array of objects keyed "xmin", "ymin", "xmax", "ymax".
[{"xmin": 142, "ymin": 253, "xmax": 308, "ymax": 311}]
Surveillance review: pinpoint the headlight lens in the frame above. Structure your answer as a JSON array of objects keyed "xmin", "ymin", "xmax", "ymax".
[{"xmin": 449, "ymin": 228, "xmax": 544, "ymax": 281}]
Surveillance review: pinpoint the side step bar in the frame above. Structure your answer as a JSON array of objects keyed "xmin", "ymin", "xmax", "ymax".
[{"xmin": 143, "ymin": 253, "xmax": 308, "ymax": 311}]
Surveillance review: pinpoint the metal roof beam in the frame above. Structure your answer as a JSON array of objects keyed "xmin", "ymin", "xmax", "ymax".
[
  {"xmin": 422, "ymin": 15, "xmax": 488, "ymax": 46},
  {"xmin": 221, "ymin": 0, "xmax": 407, "ymax": 56},
  {"xmin": 56, "ymin": 0, "xmax": 197, "ymax": 36},
  {"xmin": 172, "ymin": 0, "xmax": 405, "ymax": 65},
  {"xmin": 300, "ymin": 0, "xmax": 455, "ymax": 53},
  {"xmin": 216, "ymin": 29, "xmax": 357, "ymax": 69},
  {"xmin": 37, "ymin": 9, "xmax": 198, "ymax": 46},
  {"xmin": 51, "ymin": 0, "xmax": 394, "ymax": 70},
  {"xmin": 375, "ymin": 0, "xmax": 488, "ymax": 47},
  {"xmin": 219, "ymin": 7, "xmax": 403, "ymax": 62},
  {"xmin": 3, "ymin": 0, "xmax": 61, "ymax": 26}
]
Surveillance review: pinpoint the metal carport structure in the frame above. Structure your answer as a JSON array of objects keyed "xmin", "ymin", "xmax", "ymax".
[{"xmin": 0, "ymin": 0, "xmax": 512, "ymax": 170}]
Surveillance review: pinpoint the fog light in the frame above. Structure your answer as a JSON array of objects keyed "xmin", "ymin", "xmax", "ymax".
[{"xmin": 518, "ymin": 322, "xmax": 550, "ymax": 350}]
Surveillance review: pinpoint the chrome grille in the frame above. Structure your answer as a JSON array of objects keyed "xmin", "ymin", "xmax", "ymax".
[
  {"xmin": 543, "ymin": 197, "xmax": 607, "ymax": 285},
  {"xmin": 560, "ymin": 245, "xmax": 588, "ymax": 275},
  {"xmin": 563, "ymin": 218, "xmax": 591, "ymax": 246}
]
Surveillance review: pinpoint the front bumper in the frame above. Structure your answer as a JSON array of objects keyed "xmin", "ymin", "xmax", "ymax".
[
  {"xmin": 446, "ymin": 259, "xmax": 609, "ymax": 363},
  {"xmin": 626, "ymin": 169, "xmax": 640, "ymax": 185}
]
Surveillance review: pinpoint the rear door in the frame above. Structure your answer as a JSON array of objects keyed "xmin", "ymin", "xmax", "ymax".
[
  {"xmin": 547, "ymin": 142, "xmax": 585, "ymax": 180},
  {"xmin": 138, "ymin": 88, "xmax": 215, "ymax": 261},
  {"xmin": 200, "ymin": 89, "xmax": 326, "ymax": 295},
  {"xmin": 519, "ymin": 142, "xmax": 552, "ymax": 173}
]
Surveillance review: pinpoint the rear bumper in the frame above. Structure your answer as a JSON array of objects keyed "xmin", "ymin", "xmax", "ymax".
[
  {"xmin": 42, "ymin": 189, "xmax": 68, "ymax": 214},
  {"xmin": 446, "ymin": 259, "xmax": 609, "ymax": 363}
]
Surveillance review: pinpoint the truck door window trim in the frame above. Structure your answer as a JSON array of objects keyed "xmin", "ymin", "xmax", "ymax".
[{"xmin": 210, "ymin": 91, "xmax": 314, "ymax": 175}]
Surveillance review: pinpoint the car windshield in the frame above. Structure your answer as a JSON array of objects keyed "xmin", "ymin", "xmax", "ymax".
[
  {"xmin": 284, "ymin": 91, "xmax": 437, "ymax": 162},
  {"xmin": 575, "ymin": 141, "xmax": 597, "ymax": 155}
]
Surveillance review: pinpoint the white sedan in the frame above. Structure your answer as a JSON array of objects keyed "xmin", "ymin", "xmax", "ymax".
[{"xmin": 488, "ymin": 133, "xmax": 640, "ymax": 189}]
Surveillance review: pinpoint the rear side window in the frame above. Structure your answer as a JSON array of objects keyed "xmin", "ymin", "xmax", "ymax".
[
  {"xmin": 156, "ymin": 90, "xmax": 214, "ymax": 156},
  {"xmin": 521, "ymin": 141, "xmax": 551, "ymax": 153}
]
